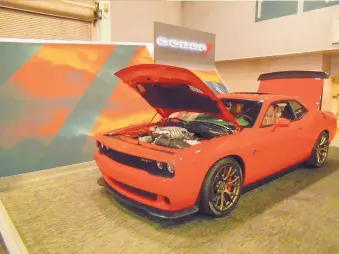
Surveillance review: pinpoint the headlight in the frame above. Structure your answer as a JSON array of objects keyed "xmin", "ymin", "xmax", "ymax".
[
  {"xmin": 156, "ymin": 161, "xmax": 175, "ymax": 175},
  {"xmin": 156, "ymin": 161, "xmax": 164, "ymax": 170},
  {"xmin": 167, "ymin": 163, "xmax": 175, "ymax": 174}
]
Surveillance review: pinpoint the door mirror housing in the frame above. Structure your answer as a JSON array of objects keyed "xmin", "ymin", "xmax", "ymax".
[{"xmin": 274, "ymin": 117, "xmax": 291, "ymax": 127}]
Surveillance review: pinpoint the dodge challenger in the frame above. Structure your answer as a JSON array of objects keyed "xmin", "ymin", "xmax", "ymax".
[{"xmin": 95, "ymin": 64, "xmax": 337, "ymax": 219}]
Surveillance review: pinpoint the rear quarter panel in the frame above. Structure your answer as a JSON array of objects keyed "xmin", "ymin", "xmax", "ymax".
[
  {"xmin": 323, "ymin": 112, "xmax": 337, "ymax": 142},
  {"xmin": 307, "ymin": 111, "xmax": 337, "ymax": 142}
]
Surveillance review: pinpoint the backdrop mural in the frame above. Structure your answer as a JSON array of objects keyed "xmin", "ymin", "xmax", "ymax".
[{"xmin": 0, "ymin": 40, "xmax": 227, "ymax": 177}]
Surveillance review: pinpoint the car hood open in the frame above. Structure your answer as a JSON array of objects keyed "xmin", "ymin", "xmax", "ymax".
[{"xmin": 114, "ymin": 64, "xmax": 240, "ymax": 128}]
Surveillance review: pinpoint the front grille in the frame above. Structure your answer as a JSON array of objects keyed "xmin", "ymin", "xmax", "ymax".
[
  {"xmin": 115, "ymin": 180, "xmax": 157, "ymax": 201},
  {"xmin": 97, "ymin": 142, "xmax": 174, "ymax": 178}
]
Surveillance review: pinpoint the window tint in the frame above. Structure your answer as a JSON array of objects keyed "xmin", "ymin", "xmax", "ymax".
[
  {"xmin": 221, "ymin": 99, "xmax": 263, "ymax": 128},
  {"xmin": 289, "ymin": 100, "xmax": 307, "ymax": 120},
  {"xmin": 261, "ymin": 101, "xmax": 295, "ymax": 127}
]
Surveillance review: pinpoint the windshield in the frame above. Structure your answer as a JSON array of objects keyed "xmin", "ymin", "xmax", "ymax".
[
  {"xmin": 203, "ymin": 81, "xmax": 229, "ymax": 94},
  {"xmin": 169, "ymin": 99, "xmax": 263, "ymax": 128}
]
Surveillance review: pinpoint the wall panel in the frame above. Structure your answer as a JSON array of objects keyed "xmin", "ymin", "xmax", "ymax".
[{"xmin": 0, "ymin": 8, "xmax": 91, "ymax": 40}]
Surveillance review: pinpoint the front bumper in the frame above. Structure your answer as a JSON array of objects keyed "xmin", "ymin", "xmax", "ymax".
[{"xmin": 98, "ymin": 177, "xmax": 199, "ymax": 219}]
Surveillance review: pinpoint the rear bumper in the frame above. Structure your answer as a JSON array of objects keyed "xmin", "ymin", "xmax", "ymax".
[{"xmin": 98, "ymin": 177, "xmax": 199, "ymax": 219}]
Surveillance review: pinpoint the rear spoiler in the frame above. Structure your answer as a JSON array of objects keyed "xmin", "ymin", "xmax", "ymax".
[{"xmin": 258, "ymin": 71, "xmax": 329, "ymax": 81}]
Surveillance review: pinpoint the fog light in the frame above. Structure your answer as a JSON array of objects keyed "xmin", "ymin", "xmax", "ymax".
[{"xmin": 164, "ymin": 197, "xmax": 170, "ymax": 204}]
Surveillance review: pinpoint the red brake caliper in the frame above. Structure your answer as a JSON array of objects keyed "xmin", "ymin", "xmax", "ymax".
[{"xmin": 225, "ymin": 168, "xmax": 232, "ymax": 192}]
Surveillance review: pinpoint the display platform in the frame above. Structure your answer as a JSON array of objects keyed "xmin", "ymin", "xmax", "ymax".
[{"xmin": 0, "ymin": 147, "xmax": 338, "ymax": 254}]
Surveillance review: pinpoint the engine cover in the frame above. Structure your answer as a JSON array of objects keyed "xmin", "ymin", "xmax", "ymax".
[{"xmin": 150, "ymin": 126, "xmax": 191, "ymax": 139}]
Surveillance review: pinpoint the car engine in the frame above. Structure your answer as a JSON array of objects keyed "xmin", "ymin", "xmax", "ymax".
[{"xmin": 138, "ymin": 126, "xmax": 201, "ymax": 149}]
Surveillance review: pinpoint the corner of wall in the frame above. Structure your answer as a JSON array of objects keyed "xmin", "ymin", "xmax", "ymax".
[
  {"xmin": 322, "ymin": 54, "xmax": 331, "ymax": 73},
  {"xmin": 92, "ymin": 0, "xmax": 112, "ymax": 41}
]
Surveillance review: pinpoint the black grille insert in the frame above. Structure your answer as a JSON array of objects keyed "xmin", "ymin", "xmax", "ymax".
[
  {"xmin": 115, "ymin": 180, "xmax": 157, "ymax": 201},
  {"xmin": 97, "ymin": 142, "xmax": 174, "ymax": 178}
]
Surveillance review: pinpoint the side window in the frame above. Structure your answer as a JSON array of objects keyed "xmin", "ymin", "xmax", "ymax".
[
  {"xmin": 289, "ymin": 100, "xmax": 307, "ymax": 120},
  {"xmin": 261, "ymin": 101, "xmax": 294, "ymax": 127}
]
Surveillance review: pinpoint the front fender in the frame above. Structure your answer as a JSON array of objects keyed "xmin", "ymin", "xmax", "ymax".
[{"xmin": 173, "ymin": 132, "xmax": 248, "ymax": 190}]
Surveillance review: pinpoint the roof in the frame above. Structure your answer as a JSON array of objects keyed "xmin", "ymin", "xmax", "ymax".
[
  {"xmin": 217, "ymin": 92, "xmax": 297, "ymax": 102},
  {"xmin": 258, "ymin": 71, "xmax": 329, "ymax": 81}
]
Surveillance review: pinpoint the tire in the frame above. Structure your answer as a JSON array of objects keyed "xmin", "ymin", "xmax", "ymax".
[
  {"xmin": 200, "ymin": 157, "xmax": 243, "ymax": 218},
  {"xmin": 306, "ymin": 131, "xmax": 329, "ymax": 168}
]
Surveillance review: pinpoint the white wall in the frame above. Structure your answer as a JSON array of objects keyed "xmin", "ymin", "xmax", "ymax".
[
  {"xmin": 216, "ymin": 53, "xmax": 324, "ymax": 92},
  {"xmin": 183, "ymin": 1, "xmax": 339, "ymax": 61},
  {"xmin": 110, "ymin": 0, "xmax": 182, "ymax": 43}
]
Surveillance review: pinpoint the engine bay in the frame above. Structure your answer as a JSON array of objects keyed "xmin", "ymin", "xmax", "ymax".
[
  {"xmin": 128, "ymin": 118, "xmax": 235, "ymax": 149},
  {"xmin": 138, "ymin": 126, "xmax": 200, "ymax": 149}
]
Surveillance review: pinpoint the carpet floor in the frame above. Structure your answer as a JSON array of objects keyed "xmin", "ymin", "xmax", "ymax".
[{"xmin": 0, "ymin": 148, "xmax": 338, "ymax": 254}]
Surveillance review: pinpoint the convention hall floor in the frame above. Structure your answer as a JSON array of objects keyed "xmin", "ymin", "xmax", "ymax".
[
  {"xmin": 0, "ymin": 236, "xmax": 5, "ymax": 254},
  {"xmin": 0, "ymin": 147, "xmax": 338, "ymax": 254}
]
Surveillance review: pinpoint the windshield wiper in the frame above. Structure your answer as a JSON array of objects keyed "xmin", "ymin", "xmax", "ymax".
[
  {"xmin": 190, "ymin": 120, "xmax": 233, "ymax": 132},
  {"xmin": 167, "ymin": 117, "xmax": 188, "ymax": 125}
]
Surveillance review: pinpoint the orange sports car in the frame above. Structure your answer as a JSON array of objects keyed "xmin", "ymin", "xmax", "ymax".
[{"xmin": 96, "ymin": 64, "xmax": 337, "ymax": 219}]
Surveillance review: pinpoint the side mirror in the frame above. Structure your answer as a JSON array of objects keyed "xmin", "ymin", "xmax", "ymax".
[{"xmin": 274, "ymin": 118, "xmax": 291, "ymax": 127}]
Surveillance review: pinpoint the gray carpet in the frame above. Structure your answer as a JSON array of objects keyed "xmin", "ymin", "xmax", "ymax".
[
  {"xmin": 0, "ymin": 147, "xmax": 338, "ymax": 254},
  {"xmin": 0, "ymin": 235, "xmax": 7, "ymax": 254}
]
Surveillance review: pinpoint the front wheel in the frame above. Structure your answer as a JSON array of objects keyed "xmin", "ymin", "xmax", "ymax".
[
  {"xmin": 306, "ymin": 131, "xmax": 329, "ymax": 168},
  {"xmin": 200, "ymin": 157, "xmax": 243, "ymax": 218}
]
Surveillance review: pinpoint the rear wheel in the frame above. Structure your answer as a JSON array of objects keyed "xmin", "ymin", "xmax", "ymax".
[
  {"xmin": 306, "ymin": 131, "xmax": 329, "ymax": 168},
  {"xmin": 200, "ymin": 157, "xmax": 243, "ymax": 218}
]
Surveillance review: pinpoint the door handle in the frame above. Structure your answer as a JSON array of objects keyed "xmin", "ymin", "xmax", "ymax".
[{"xmin": 298, "ymin": 127, "xmax": 303, "ymax": 130}]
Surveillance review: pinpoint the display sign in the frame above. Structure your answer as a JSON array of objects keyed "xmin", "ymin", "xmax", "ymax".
[
  {"xmin": 154, "ymin": 22, "xmax": 216, "ymax": 69},
  {"xmin": 155, "ymin": 36, "xmax": 212, "ymax": 54}
]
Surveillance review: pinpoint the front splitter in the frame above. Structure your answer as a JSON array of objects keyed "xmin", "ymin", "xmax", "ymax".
[{"xmin": 97, "ymin": 177, "xmax": 199, "ymax": 219}]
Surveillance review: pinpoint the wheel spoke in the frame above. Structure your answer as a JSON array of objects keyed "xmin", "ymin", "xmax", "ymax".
[
  {"xmin": 317, "ymin": 150, "xmax": 327, "ymax": 163},
  {"xmin": 223, "ymin": 166, "xmax": 233, "ymax": 180},
  {"xmin": 225, "ymin": 190, "xmax": 237, "ymax": 199},
  {"xmin": 319, "ymin": 147, "xmax": 328, "ymax": 152},
  {"xmin": 219, "ymin": 192, "xmax": 225, "ymax": 210},
  {"xmin": 213, "ymin": 194, "xmax": 220, "ymax": 204},
  {"xmin": 229, "ymin": 170, "xmax": 237, "ymax": 178},
  {"xmin": 228, "ymin": 176, "xmax": 240, "ymax": 184},
  {"xmin": 227, "ymin": 182, "xmax": 240, "ymax": 187}
]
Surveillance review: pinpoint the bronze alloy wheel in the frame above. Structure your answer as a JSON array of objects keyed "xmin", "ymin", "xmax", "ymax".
[
  {"xmin": 200, "ymin": 157, "xmax": 244, "ymax": 217},
  {"xmin": 211, "ymin": 164, "xmax": 242, "ymax": 212},
  {"xmin": 316, "ymin": 134, "xmax": 329, "ymax": 165},
  {"xmin": 306, "ymin": 131, "xmax": 330, "ymax": 168}
]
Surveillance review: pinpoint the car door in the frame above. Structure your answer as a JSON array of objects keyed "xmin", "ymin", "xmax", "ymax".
[{"xmin": 252, "ymin": 101, "xmax": 297, "ymax": 178}]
